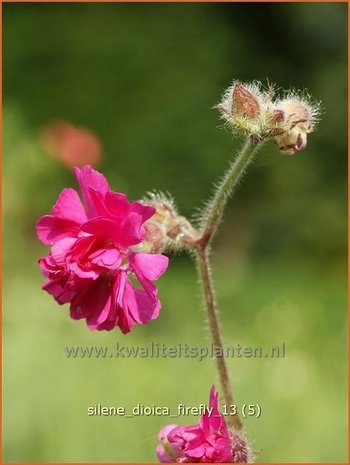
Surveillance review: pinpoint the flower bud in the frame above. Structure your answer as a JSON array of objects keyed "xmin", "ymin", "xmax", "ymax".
[
  {"xmin": 278, "ymin": 100, "xmax": 312, "ymax": 130},
  {"xmin": 216, "ymin": 81, "xmax": 263, "ymax": 137},
  {"xmin": 140, "ymin": 194, "xmax": 199, "ymax": 253},
  {"xmin": 232, "ymin": 83, "xmax": 260, "ymax": 119},
  {"xmin": 272, "ymin": 98, "xmax": 318, "ymax": 155}
]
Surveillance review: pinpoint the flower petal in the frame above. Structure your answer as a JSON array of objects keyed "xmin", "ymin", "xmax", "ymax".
[
  {"xmin": 36, "ymin": 215, "xmax": 81, "ymax": 245},
  {"xmin": 129, "ymin": 200, "xmax": 156, "ymax": 223},
  {"xmin": 89, "ymin": 248, "xmax": 123, "ymax": 270},
  {"xmin": 51, "ymin": 237, "xmax": 77, "ymax": 265},
  {"xmin": 104, "ymin": 191, "xmax": 131, "ymax": 218},
  {"xmin": 70, "ymin": 278, "xmax": 110, "ymax": 322},
  {"xmin": 116, "ymin": 212, "xmax": 146, "ymax": 247},
  {"xmin": 52, "ymin": 188, "xmax": 87, "ymax": 224},
  {"xmin": 74, "ymin": 165, "xmax": 109, "ymax": 218},
  {"xmin": 81, "ymin": 217, "xmax": 119, "ymax": 241},
  {"xmin": 123, "ymin": 279, "xmax": 161, "ymax": 324},
  {"xmin": 156, "ymin": 424, "xmax": 180, "ymax": 463},
  {"xmin": 131, "ymin": 253, "xmax": 169, "ymax": 281},
  {"xmin": 81, "ymin": 209, "xmax": 146, "ymax": 248},
  {"xmin": 42, "ymin": 280, "xmax": 77, "ymax": 304}
]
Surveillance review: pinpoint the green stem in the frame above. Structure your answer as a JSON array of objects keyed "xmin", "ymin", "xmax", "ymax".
[
  {"xmin": 200, "ymin": 138, "xmax": 262, "ymax": 246},
  {"xmin": 195, "ymin": 136, "xmax": 264, "ymax": 431}
]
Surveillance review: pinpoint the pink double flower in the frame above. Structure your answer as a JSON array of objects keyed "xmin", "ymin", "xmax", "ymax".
[
  {"xmin": 37, "ymin": 165, "xmax": 168, "ymax": 334},
  {"xmin": 157, "ymin": 386, "xmax": 248, "ymax": 463}
]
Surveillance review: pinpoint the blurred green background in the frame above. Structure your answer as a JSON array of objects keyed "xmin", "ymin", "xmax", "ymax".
[{"xmin": 3, "ymin": 3, "xmax": 347, "ymax": 463}]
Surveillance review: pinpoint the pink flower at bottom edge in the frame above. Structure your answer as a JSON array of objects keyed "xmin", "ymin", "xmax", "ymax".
[
  {"xmin": 36, "ymin": 165, "xmax": 169, "ymax": 334},
  {"xmin": 156, "ymin": 386, "xmax": 249, "ymax": 463}
]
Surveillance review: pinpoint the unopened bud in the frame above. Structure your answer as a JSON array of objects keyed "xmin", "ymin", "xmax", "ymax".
[
  {"xmin": 141, "ymin": 194, "xmax": 199, "ymax": 252},
  {"xmin": 232, "ymin": 83, "xmax": 260, "ymax": 119}
]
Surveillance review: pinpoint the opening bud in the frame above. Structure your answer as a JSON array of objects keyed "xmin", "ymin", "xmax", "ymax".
[
  {"xmin": 272, "ymin": 98, "xmax": 319, "ymax": 155},
  {"xmin": 275, "ymin": 126, "xmax": 308, "ymax": 155}
]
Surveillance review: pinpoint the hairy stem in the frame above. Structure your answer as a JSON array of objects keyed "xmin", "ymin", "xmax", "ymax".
[
  {"xmin": 196, "ymin": 247, "xmax": 243, "ymax": 431},
  {"xmin": 200, "ymin": 138, "xmax": 262, "ymax": 246},
  {"xmin": 195, "ymin": 137, "xmax": 264, "ymax": 431}
]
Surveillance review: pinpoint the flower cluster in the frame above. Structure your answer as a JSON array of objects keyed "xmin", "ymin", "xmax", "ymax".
[
  {"xmin": 217, "ymin": 80, "xmax": 320, "ymax": 155},
  {"xmin": 156, "ymin": 386, "xmax": 250, "ymax": 463},
  {"xmin": 36, "ymin": 166, "xmax": 169, "ymax": 334}
]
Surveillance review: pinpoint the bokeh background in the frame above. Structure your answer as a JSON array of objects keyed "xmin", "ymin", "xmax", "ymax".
[{"xmin": 3, "ymin": 3, "xmax": 347, "ymax": 463}]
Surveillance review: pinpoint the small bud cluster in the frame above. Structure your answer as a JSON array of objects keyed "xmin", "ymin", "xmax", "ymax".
[
  {"xmin": 217, "ymin": 80, "xmax": 321, "ymax": 155},
  {"xmin": 139, "ymin": 193, "xmax": 200, "ymax": 253}
]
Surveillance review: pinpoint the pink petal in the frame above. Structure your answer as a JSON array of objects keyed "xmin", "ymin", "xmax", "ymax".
[
  {"xmin": 52, "ymin": 188, "xmax": 87, "ymax": 224},
  {"xmin": 123, "ymin": 279, "xmax": 161, "ymax": 324},
  {"xmin": 81, "ymin": 217, "xmax": 119, "ymax": 241},
  {"xmin": 36, "ymin": 215, "xmax": 81, "ymax": 245},
  {"xmin": 86, "ymin": 188, "xmax": 129, "ymax": 219},
  {"xmin": 38, "ymin": 255, "xmax": 57, "ymax": 277},
  {"xmin": 69, "ymin": 263, "xmax": 101, "ymax": 280},
  {"xmin": 83, "ymin": 212, "xmax": 146, "ymax": 248},
  {"xmin": 51, "ymin": 237, "xmax": 77, "ymax": 264},
  {"xmin": 115, "ymin": 309, "xmax": 136, "ymax": 334},
  {"xmin": 70, "ymin": 278, "xmax": 110, "ymax": 322},
  {"xmin": 81, "ymin": 214, "xmax": 144, "ymax": 248},
  {"xmin": 100, "ymin": 192, "xmax": 154, "ymax": 223},
  {"xmin": 104, "ymin": 191, "xmax": 131, "ymax": 218},
  {"xmin": 69, "ymin": 235, "xmax": 96, "ymax": 260},
  {"xmin": 116, "ymin": 212, "xmax": 146, "ymax": 247},
  {"xmin": 158, "ymin": 424, "xmax": 179, "ymax": 442},
  {"xmin": 156, "ymin": 424, "xmax": 180, "ymax": 463},
  {"xmin": 130, "ymin": 262, "xmax": 159, "ymax": 300},
  {"xmin": 89, "ymin": 248, "xmax": 123, "ymax": 270},
  {"xmin": 93, "ymin": 272, "xmax": 126, "ymax": 331},
  {"xmin": 130, "ymin": 253, "xmax": 169, "ymax": 281},
  {"xmin": 85, "ymin": 189, "xmax": 108, "ymax": 217},
  {"xmin": 129, "ymin": 201, "xmax": 155, "ymax": 223},
  {"xmin": 114, "ymin": 271, "xmax": 138, "ymax": 334},
  {"xmin": 43, "ymin": 280, "xmax": 77, "ymax": 304},
  {"xmin": 168, "ymin": 425, "xmax": 188, "ymax": 443},
  {"xmin": 87, "ymin": 290, "xmax": 113, "ymax": 329},
  {"xmin": 186, "ymin": 439, "xmax": 206, "ymax": 458},
  {"xmin": 74, "ymin": 165, "xmax": 109, "ymax": 218},
  {"xmin": 209, "ymin": 386, "xmax": 221, "ymax": 430}
]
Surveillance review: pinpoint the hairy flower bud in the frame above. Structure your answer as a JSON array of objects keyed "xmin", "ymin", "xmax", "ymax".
[
  {"xmin": 232, "ymin": 83, "xmax": 260, "ymax": 119},
  {"xmin": 216, "ymin": 81, "xmax": 263, "ymax": 137},
  {"xmin": 139, "ymin": 193, "xmax": 199, "ymax": 253},
  {"xmin": 272, "ymin": 98, "xmax": 319, "ymax": 155}
]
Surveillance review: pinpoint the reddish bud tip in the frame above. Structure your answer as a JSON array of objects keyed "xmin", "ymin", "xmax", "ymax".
[
  {"xmin": 232, "ymin": 83, "xmax": 260, "ymax": 119},
  {"xmin": 271, "ymin": 109, "xmax": 285, "ymax": 123}
]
